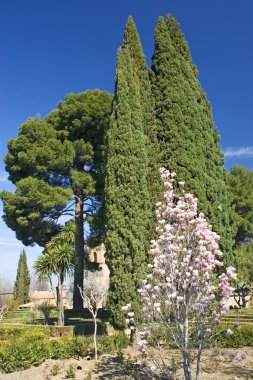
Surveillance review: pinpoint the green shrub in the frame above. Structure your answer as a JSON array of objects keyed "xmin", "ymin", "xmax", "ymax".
[
  {"xmin": 98, "ymin": 332, "xmax": 129, "ymax": 354},
  {"xmin": 73, "ymin": 336, "xmax": 93, "ymax": 358},
  {"xmin": 50, "ymin": 336, "xmax": 76, "ymax": 359},
  {"xmin": 212, "ymin": 323, "xmax": 253, "ymax": 348},
  {"xmin": 0, "ymin": 326, "xmax": 129, "ymax": 374},
  {"xmin": 50, "ymin": 336, "xmax": 93, "ymax": 360},
  {"xmin": 36, "ymin": 301, "xmax": 55, "ymax": 321},
  {"xmin": 65, "ymin": 364, "xmax": 76, "ymax": 378},
  {"xmin": 0, "ymin": 337, "xmax": 51, "ymax": 373},
  {"xmin": 0, "ymin": 325, "xmax": 50, "ymax": 340},
  {"xmin": 50, "ymin": 363, "xmax": 62, "ymax": 376}
]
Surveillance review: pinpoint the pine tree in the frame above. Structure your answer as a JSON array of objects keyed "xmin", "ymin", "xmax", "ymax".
[
  {"xmin": 14, "ymin": 249, "xmax": 30, "ymax": 304},
  {"xmin": 151, "ymin": 15, "xmax": 235, "ymax": 264},
  {"xmin": 105, "ymin": 23, "xmax": 152, "ymax": 328},
  {"xmin": 1, "ymin": 90, "xmax": 112, "ymax": 308}
]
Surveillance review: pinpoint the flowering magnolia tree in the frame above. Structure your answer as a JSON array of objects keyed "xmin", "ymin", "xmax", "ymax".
[{"xmin": 123, "ymin": 169, "xmax": 237, "ymax": 380}]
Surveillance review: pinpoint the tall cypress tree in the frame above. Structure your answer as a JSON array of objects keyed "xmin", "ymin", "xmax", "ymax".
[
  {"xmin": 105, "ymin": 22, "xmax": 151, "ymax": 328},
  {"xmin": 151, "ymin": 15, "xmax": 235, "ymax": 264},
  {"xmin": 150, "ymin": 16, "xmax": 206, "ymax": 206},
  {"xmin": 14, "ymin": 249, "xmax": 30, "ymax": 304},
  {"xmin": 123, "ymin": 17, "xmax": 162, "ymax": 242}
]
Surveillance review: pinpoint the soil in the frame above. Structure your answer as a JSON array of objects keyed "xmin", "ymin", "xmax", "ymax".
[{"xmin": 0, "ymin": 347, "xmax": 252, "ymax": 380}]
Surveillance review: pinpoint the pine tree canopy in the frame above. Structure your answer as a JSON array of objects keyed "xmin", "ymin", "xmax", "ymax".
[{"xmin": 1, "ymin": 90, "xmax": 113, "ymax": 308}]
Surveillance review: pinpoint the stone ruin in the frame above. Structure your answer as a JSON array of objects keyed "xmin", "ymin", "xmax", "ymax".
[{"xmin": 83, "ymin": 243, "xmax": 110, "ymax": 308}]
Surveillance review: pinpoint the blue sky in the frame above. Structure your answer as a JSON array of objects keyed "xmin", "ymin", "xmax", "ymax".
[{"xmin": 0, "ymin": 0, "xmax": 253, "ymax": 282}]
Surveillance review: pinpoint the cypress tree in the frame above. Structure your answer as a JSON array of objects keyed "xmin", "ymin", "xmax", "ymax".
[
  {"xmin": 105, "ymin": 23, "xmax": 151, "ymax": 328},
  {"xmin": 151, "ymin": 15, "xmax": 235, "ymax": 264},
  {"xmin": 150, "ymin": 16, "xmax": 206, "ymax": 206},
  {"xmin": 227, "ymin": 165, "xmax": 253, "ymax": 246},
  {"xmin": 123, "ymin": 17, "xmax": 162, "ymax": 242},
  {"xmin": 14, "ymin": 249, "xmax": 30, "ymax": 304}
]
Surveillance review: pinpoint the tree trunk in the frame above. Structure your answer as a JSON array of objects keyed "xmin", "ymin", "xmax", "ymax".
[
  {"xmin": 196, "ymin": 342, "xmax": 202, "ymax": 380},
  {"xmin": 183, "ymin": 317, "xmax": 192, "ymax": 380},
  {"xmin": 183, "ymin": 351, "xmax": 192, "ymax": 380},
  {"xmin": 57, "ymin": 274, "xmax": 64, "ymax": 326},
  {"xmin": 73, "ymin": 194, "xmax": 85, "ymax": 309},
  {"xmin": 94, "ymin": 312, "xmax": 98, "ymax": 361}
]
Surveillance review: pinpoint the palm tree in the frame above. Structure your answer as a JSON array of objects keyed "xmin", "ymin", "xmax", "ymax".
[{"xmin": 34, "ymin": 222, "xmax": 75, "ymax": 326}]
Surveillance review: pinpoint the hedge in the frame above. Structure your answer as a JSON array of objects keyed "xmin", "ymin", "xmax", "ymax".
[
  {"xmin": 0, "ymin": 326, "xmax": 128, "ymax": 373},
  {"xmin": 212, "ymin": 323, "xmax": 253, "ymax": 348}
]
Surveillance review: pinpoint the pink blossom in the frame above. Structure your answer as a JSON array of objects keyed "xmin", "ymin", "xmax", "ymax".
[{"xmin": 121, "ymin": 168, "xmax": 237, "ymax": 374}]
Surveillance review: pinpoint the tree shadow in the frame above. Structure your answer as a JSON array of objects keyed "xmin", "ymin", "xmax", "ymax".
[
  {"xmin": 219, "ymin": 364, "xmax": 253, "ymax": 378},
  {"xmin": 94, "ymin": 355, "xmax": 172, "ymax": 379}
]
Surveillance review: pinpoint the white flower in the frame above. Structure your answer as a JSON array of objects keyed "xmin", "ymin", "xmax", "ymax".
[{"xmin": 226, "ymin": 328, "xmax": 233, "ymax": 335}]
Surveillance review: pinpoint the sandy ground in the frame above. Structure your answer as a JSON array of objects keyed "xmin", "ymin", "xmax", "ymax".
[{"xmin": 0, "ymin": 347, "xmax": 252, "ymax": 380}]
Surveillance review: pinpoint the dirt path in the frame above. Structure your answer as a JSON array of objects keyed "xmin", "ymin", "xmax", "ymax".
[{"xmin": 0, "ymin": 347, "xmax": 252, "ymax": 380}]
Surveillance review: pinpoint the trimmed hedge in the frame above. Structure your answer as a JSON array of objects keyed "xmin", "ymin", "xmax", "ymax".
[{"xmin": 0, "ymin": 325, "xmax": 50, "ymax": 340}]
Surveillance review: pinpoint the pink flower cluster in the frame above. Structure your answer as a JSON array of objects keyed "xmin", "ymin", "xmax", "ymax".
[
  {"xmin": 122, "ymin": 169, "xmax": 237, "ymax": 353},
  {"xmin": 137, "ymin": 168, "xmax": 236, "ymax": 328},
  {"xmin": 121, "ymin": 303, "xmax": 135, "ymax": 331}
]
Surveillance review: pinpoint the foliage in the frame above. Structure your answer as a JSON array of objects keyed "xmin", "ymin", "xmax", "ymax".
[
  {"xmin": 0, "ymin": 90, "xmax": 112, "ymax": 308},
  {"xmin": 0, "ymin": 325, "xmax": 128, "ymax": 373},
  {"xmin": 227, "ymin": 165, "xmax": 253, "ymax": 246},
  {"xmin": 14, "ymin": 249, "xmax": 30, "ymax": 304},
  {"xmin": 150, "ymin": 15, "xmax": 235, "ymax": 265},
  {"xmin": 0, "ymin": 325, "xmax": 50, "ymax": 340},
  {"xmin": 97, "ymin": 332, "xmax": 129, "ymax": 354},
  {"xmin": 50, "ymin": 363, "xmax": 62, "ymax": 376},
  {"xmin": 36, "ymin": 300, "xmax": 54, "ymax": 321},
  {"xmin": 123, "ymin": 169, "xmax": 236, "ymax": 380},
  {"xmin": 34, "ymin": 221, "xmax": 75, "ymax": 325},
  {"xmin": 123, "ymin": 17, "xmax": 162, "ymax": 235},
  {"xmin": 65, "ymin": 364, "xmax": 76, "ymax": 378},
  {"xmin": 50, "ymin": 337, "xmax": 77, "ymax": 359},
  {"xmin": 235, "ymin": 243, "xmax": 253, "ymax": 283},
  {"xmin": 105, "ymin": 16, "xmax": 152, "ymax": 329},
  {"xmin": 0, "ymin": 329, "xmax": 51, "ymax": 373},
  {"xmin": 0, "ymin": 305, "xmax": 8, "ymax": 320},
  {"xmin": 213, "ymin": 323, "xmax": 253, "ymax": 348}
]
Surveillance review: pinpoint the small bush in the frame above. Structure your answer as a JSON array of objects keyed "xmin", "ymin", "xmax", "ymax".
[
  {"xmin": 50, "ymin": 363, "xmax": 62, "ymax": 376},
  {"xmin": 51, "ymin": 335, "xmax": 92, "ymax": 360},
  {"xmin": 0, "ymin": 325, "xmax": 50, "ymax": 340},
  {"xmin": 50, "ymin": 337, "xmax": 76, "ymax": 359},
  {"xmin": 36, "ymin": 301, "xmax": 55, "ymax": 321},
  {"xmin": 212, "ymin": 323, "xmax": 253, "ymax": 348},
  {"xmin": 98, "ymin": 332, "xmax": 129, "ymax": 354},
  {"xmin": 0, "ymin": 336, "xmax": 51, "ymax": 373},
  {"xmin": 73, "ymin": 336, "xmax": 93, "ymax": 358},
  {"xmin": 0, "ymin": 326, "xmax": 129, "ymax": 374},
  {"xmin": 65, "ymin": 364, "xmax": 76, "ymax": 378}
]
